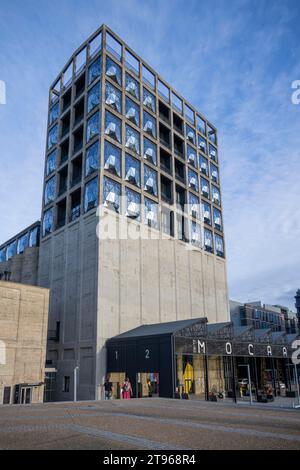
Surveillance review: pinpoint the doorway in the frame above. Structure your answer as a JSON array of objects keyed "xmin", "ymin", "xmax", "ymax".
[
  {"xmin": 20, "ymin": 387, "xmax": 32, "ymax": 404},
  {"xmin": 137, "ymin": 372, "xmax": 159, "ymax": 397}
]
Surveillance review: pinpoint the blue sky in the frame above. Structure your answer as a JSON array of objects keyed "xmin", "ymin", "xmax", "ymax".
[{"xmin": 0, "ymin": 0, "xmax": 299, "ymax": 309}]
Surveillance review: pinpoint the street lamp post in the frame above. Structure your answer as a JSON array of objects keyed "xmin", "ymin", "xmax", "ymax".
[{"xmin": 74, "ymin": 366, "xmax": 79, "ymax": 402}]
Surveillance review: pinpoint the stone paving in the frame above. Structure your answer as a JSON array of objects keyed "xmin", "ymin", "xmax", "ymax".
[{"xmin": 0, "ymin": 398, "xmax": 300, "ymax": 450}]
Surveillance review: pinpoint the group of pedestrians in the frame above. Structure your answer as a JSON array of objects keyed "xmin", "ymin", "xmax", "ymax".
[{"xmin": 103, "ymin": 375, "xmax": 132, "ymax": 400}]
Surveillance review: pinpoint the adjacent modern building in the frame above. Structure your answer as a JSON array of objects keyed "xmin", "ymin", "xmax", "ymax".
[
  {"xmin": 39, "ymin": 24, "xmax": 229, "ymax": 401},
  {"xmin": 0, "ymin": 281, "xmax": 49, "ymax": 404}
]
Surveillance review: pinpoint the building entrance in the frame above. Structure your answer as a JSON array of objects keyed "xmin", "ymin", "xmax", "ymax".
[{"xmin": 137, "ymin": 372, "xmax": 159, "ymax": 397}]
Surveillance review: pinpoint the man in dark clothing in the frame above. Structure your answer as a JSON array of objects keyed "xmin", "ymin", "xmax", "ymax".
[{"xmin": 103, "ymin": 375, "xmax": 113, "ymax": 400}]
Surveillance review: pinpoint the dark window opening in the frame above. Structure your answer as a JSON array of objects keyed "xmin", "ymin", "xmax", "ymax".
[
  {"xmin": 177, "ymin": 214, "xmax": 189, "ymax": 242},
  {"xmin": 160, "ymin": 147, "xmax": 172, "ymax": 174},
  {"xmin": 58, "ymin": 165, "xmax": 68, "ymax": 196},
  {"xmin": 159, "ymin": 122, "xmax": 170, "ymax": 149},
  {"xmin": 60, "ymin": 138, "xmax": 69, "ymax": 164},
  {"xmin": 175, "ymin": 158, "xmax": 185, "ymax": 183},
  {"xmin": 174, "ymin": 134, "xmax": 184, "ymax": 158},
  {"xmin": 176, "ymin": 185, "xmax": 186, "ymax": 211},
  {"xmin": 63, "ymin": 376, "xmax": 70, "ymax": 393},
  {"xmin": 159, "ymin": 100, "xmax": 170, "ymax": 124},
  {"xmin": 62, "ymin": 88, "xmax": 71, "ymax": 112},
  {"xmin": 173, "ymin": 113, "xmax": 183, "ymax": 134},
  {"xmin": 75, "ymin": 73, "xmax": 85, "ymax": 99},
  {"xmin": 73, "ymin": 126, "xmax": 83, "ymax": 154},
  {"xmin": 161, "ymin": 207, "xmax": 174, "ymax": 237},
  {"xmin": 161, "ymin": 175, "xmax": 173, "ymax": 204},
  {"xmin": 70, "ymin": 188, "xmax": 81, "ymax": 222},
  {"xmin": 74, "ymin": 98, "xmax": 84, "ymax": 127},
  {"xmin": 61, "ymin": 112, "xmax": 70, "ymax": 138},
  {"xmin": 71, "ymin": 155, "xmax": 82, "ymax": 187},
  {"xmin": 57, "ymin": 198, "xmax": 66, "ymax": 229}
]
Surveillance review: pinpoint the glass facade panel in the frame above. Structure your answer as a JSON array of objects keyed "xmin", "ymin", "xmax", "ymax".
[
  {"xmin": 202, "ymin": 201, "xmax": 212, "ymax": 225},
  {"xmin": 198, "ymin": 135, "xmax": 207, "ymax": 154},
  {"xmin": 200, "ymin": 177, "xmax": 210, "ymax": 199},
  {"xmin": 209, "ymin": 143, "xmax": 218, "ymax": 162},
  {"xmin": 143, "ymin": 137, "xmax": 157, "ymax": 165},
  {"xmin": 204, "ymin": 228, "xmax": 213, "ymax": 252},
  {"xmin": 106, "ymin": 56, "xmax": 122, "ymax": 86},
  {"xmin": 186, "ymin": 124, "xmax": 195, "ymax": 144},
  {"xmin": 125, "ymin": 124, "xmax": 140, "ymax": 154},
  {"xmin": 125, "ymin": 50, "xmax": 140, "ymax": 75},
  {"xmin": 213, "ymin": 208, "xmax": 222, "ymax": 231},
  {"xmin": 212, "ymin": 185, "xmax": 221, "ymax": 205},
  {"xmin": 105, "ymin": 111, "xmax": 121, "ymax": 143},
  {"xmin": 29, "ymin": 227, "xmax": 39, "ymax": 247},
  {"xmin": 197, "ymin": 115, "xmax": 206, "ymax": 135},
  {"xmin": 143, "ymin": 111, "xmax": 156, "ymax": 138},
  {"xmin": 104, "ymin": 140, "xmax": 121, "ymax": 177},
  {"xmin": 88, "ymin": 56, "xmax": 101, "ymax": 85},
  {"xmin": 103, "ymin": 176, "xmax": 121, "ymax": 212},
  {"xmin": 0, "ymin": 248, "xmax": 6, "ymax": 262},
  {"xmin": 106, "ymin": 32, "xmax": 122, "ymax": 60},
  {"xmin": 144, "ymin": 165, "xmax": 158, "ymax": 196},
  {"xmin": 210, "ymin": 163, "xmax": 219, "ymax": 184},
  {"xmin": 185, "ymin": 104, "xmax": 194, "ymax": 124},
  {"xmin": 172, "ymin": 93, "xmax": 183, "ymax": 114},
  {"xmin": 188, "ymin": 168, "xmax": 198, "ymax": 192},
  {"xmin": 84, "ymin": 177, "xmax": 98, "ymax": 212},
  {"xmin": 105, "ymin": 81, "xmax": 121, "ymax": 113},
  {"xmin": 85, "ymin": 141, "xmax": 99, "ymax": 176},
  {"xmin": 125, "ymin": 96, "xmax": 140, "ymax": 126},
  {"xmin": 44, "ymin": 177, "xmax": 56, "ymax": 205},
  {"xmin": 142, "ymin": 65, "xmax": 155, "ymax": 89},
  {"xmin": 125, "ymin": 187, "xmax": 141, "ymax": 220},
  {"xmin": 49, "ymin": 102, "xmax": 59, "ymax": 124},
  {"xmin": 86, "ymin": 111, "xmax": 99, "ymax": 142},
  {"xmin": 199, "ymin": 154, "xmax": 209, "ymax": 176},
  {"xmin": 87, "ymin": 82, "xmax": 100, "ymax": 113},
  {"xmin": 158, "ymin": 80, "xmax": 170, "ymax": 102},
  {"xmin": 191, "ymin": 221, "xmax": 201, "ymax": 247},
  {"xmin": 43, "ymin": 208, "xmax": 54, "ymax": 236},
  {"xmin": 125, "ymin": 154, "xmax": 140, "ymax": 187},
  {"xmin": 187, "ymin": 144, "xmax": 197, "ymax": 167},
  {"xmin": 143, "ymin": 88, "xmax": 156, "ymax": 112},
  {"xmin": 125, "ymin": 73, "xmax": 140, "ymax": 99},
  {"xmin": 17, "ymin": 233, "xmax": 29, "ymax": 254},
  {"xmin": 208, "ymin": 125, "xmax": 217, "ymax": 144},
  {"xmin": 46, "ymin": 150, "xmax": 57, "ymax": 176},
  {"xmin": 6, "ymin": 241, "xmax": 17, "ymax": 260},
  {"xmin": 144, "ymin": 197, "xmax": 159, "ymax": 228},
  {"xmin": 189, "ymin": 192, "xmax": 200, "ymax": 219},
  {"xmin": 215, "ymin": 234, "xmax": 224, "ymax": 256},
  {"xmin": 48, "ymin": 124, "xmax": 58, "ymax": 150}
]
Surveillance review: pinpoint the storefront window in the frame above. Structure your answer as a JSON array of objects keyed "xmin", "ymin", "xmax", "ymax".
[
  {"xmin": 48, "ymin": 124, "xmax": 58, "ymax": 150},
  {"xmin": 105, "ymin": 81, "xmax": 121, "ymax": 113},
  {"xmin": 189, "ymin": 192, "xmax": 200, "ymax": 219},
  {"xmin": 198, "ymin": 135, "xmax": 207, "ymax": 154},
  {"xmin": 125, "ymin": 97, "xmax": 140, "ymax": 126},
  {"xmin": 210, "ymin": 163, "xmax": 219, "ymax": 184},
  {"xmin": 212, "ymin": 185, "xmax": 221, "ymax": 205},
  {"xmin": 106, "ymin": 57, "xmax": 122, "ymax": 86},
  {"xmin": 46, "ymin": 150, "xmax": 56, "ymax": 176},
  {"xmin": 188, "ymin": 169, "xmax": 198, "ymax": 192},
  {"xmin": 203, "ymin": 228, "xmax": 213, "ymax": 252},
  {"xmin": 144, "ymin": 197, "xmax": 159, "ymax": 228},
  {"xmin": 84, "ymin": 177, "xmax": 98, "ymax": 213},
  {"xmin": 17, "ymin": 233, "xmax": 29, "ymax": 254},
  {"xmin": 85, "ymin": 141, "xmax": 99, "ymax": 176},
  {"xmin": 104, "ymin": 141, "xmax": 121, "ymax": 177},
  {"xmin": 187, "ymin": 145, "xmax": 197, "ymax": 167},
  {"xmin": 125, "ymin": 125, "xmax": 140, "ymax": 154},
  {"xmin": 186, "ymin": 124, "xmax": 195, "ymax": 144},
  {"xmin": 125, "ymin": 187, "xmax": 141, "ymax": 220},
  {"xmin": 143, "ymin": 137, "xmax": 157, "ymax": 165},
  {"xmin": 49, "ymin": 102, "xmax": 59, "ymax": 125},
  {"xmin": 143, "ymin": 111, "xmax": 156, "ymax": 138},
  {"xmin": 88, "ymin": 56, "xmax": 102, "ymax": 85},
  {"xmin": 105, "ymin": 111, "xmax": 122, "ymax": 143},
  {"xmin": 103, "ymin": 176, "xmax": 121, "ymax": 212},
  {"xmin": 200, "ymin": 177, "xmax": 210, "ymax": 199},
  {"xmin": 86, "ymin": 111, "xmax": 99, "ymax": 142},
  {"xmin": 199, "ymin": 154, "xmax": 209, "ymax": 176},
  {"xmin": 87, "ymin": 82, "xmax": 100, "ymax": 113},
  {"xmin": 29, "ymin": 226, "xmax": 39, "ymax": 247},
  {"xmin": 43, "ymin": 208, "xmax": 54, "ymax": 236},
  {"xmin": 125, "ymin": 154, "xmax": 140, "ymax": 187},
  {"xmin": 125, "ymin": 73, "xmax": 140, "ymax": 100},
  {"xmin": 213, "ymin": 208, "xmax": 222, "ymax": 231},
  {"xmin": 143, "ymin": 88, "xmax": 156, "ymax": 112},
  {"xmin": 215, "ymin": 234, "xmax": 224, "ymax": 256},
  {"xmin": 144, "ymin": 165, "xmax": 158, "ymax": 196},
  {"xmin": 44, "ymin": 177, "xmax": 56, "ymax": 205},
  {"xmin": 201, "ymin": 201, "xmax": 212, "ymax": 225}
]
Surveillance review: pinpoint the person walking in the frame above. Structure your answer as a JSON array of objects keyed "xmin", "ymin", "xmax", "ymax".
[
  {"xmin": 122, "ymin": 377, "xmax": 132, "ymax": 399},
  {"xmin": 103, "ymin": 375, "xmax": 113, "ymax": 400}
]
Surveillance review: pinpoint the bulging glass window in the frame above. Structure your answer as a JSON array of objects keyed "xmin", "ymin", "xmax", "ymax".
[
  {"xmin": 125, "ymin": 97, "xmax": 140, "ymax": 126},
  {"xmin": 106, "ymin": 57, "xmax": 122, "ymax": 86},
  {"xmin": 48, "ymin": 124, "xmax": 58, "ymax": 150},
  {"xmin": 188, "ymin": 168, "xmax": 198, "ymax": 192},
  {"xmin": 187, "ymin": 144, "xmax": 197, "ymax": 167},
  {"xmin": 213, "ymin": 208, "xmax": 222, "ymax": 231},
  {"xmin": 201, "ymin": 201, "xmax": 211, "ymax": 225},
  {"xmin": 212, "ymin": 185, "xmax": 221, "ymax": 205},
  {"xmin": 209, "ymin": 143, "xmax": 218, "ymax": 162},
  {"xmin": 6, "ymin": 241, "xmax": 17, "ymax": 260},
  {"xmin": 85, "ymin": 141, "xmax": 99, "ymax": 176},
  {"xmin": 17, "ymin": 233, "xmax": 29, "ymax": 254},
  {"xmin": 88, "ymin": 56, "xmax": 102, "ymax": 85},
  {"xmin": 105, "ymin": 81, "xmax": 121, "ymax": 113},
  {"xmin": 186, "ymin": 124, "xmax": 195, "ymax": 144},
  {"xmin": 200, "ymin": 177, "xmax": 210, "ymax": 199},
  {"xmin": 196, "ymin": 115, "xmax": 206, "ymax": 135},
  {"xmin": 210, "ymin": 163, "xmax": 219, "ymax": 183},
  {"xmin": 143, "ymin": 137, "xmax": 157, "ymax": 165},
  {"xmin": 143, "ymin": 111, "xmax": 156, "ymax": 138},
  {"xmin": 125, "ymin": 154, "xmax": 140, "ymax": 187},
  {"xmin": 144, "ymin": 197, "xmax": 159, "ymax": 228},
  {"xmin": 49, "ymin": 102, "xmax": 59, "ymax": 125},
  {"xmin": 199, "ymin": 154, "xmax": 209, "ymax": 176},
  {"xmin": 46, "ymin": 150, "xmax": 57, "ymax": 176},
  {"xmin": 105, "ymin": 111, "xmax": 121, "ymax": 143},
  {"xmin": 208, "ymin": 125, "xmax": 217, "ymax": 145},
  {"xmin": 125, "ymin": 187, "xmax": 141, "ymax": 220},
  {"xmin": 84, "ymin": 177, "xmax": 98, "ymax": 213},
  {"xmin": 143, "ymin": 88, "xmax": 156, "ymax": 112},
  {"xmin": 44, "ymin": 177, "xmax": 56, "ymax": 205},
  {"xmin": 125, "ymin": 124, "xmax": 140, "ymax": 154},
  {"xmin": 86, "ymin": 111, "xmax": 100, "ymax": 142},
  {"xmin": 43, "ymin": 208, "xmax": 54, "ymax": 237},
  {"xmin": 87, "ymin": 82, "xmax": 100, "ymax": 113},
  {"xmin": 29, "ymin": 227, "xmax": 39, "ymax": 247},
  {"xmin": 198, "ymin": 135, "xmax": 207, "ymax": 154},
  {"xmin": 189, "ymin": 192, "xmax": 200, "ymax": 219},
  {"xmin": 203, "ymin": 228, "xmax": 213, "ymax": 252},
  {"xmin": 0, "ymin": 248, "xmax": 6, "ymax": 262},
  {"xmin": 103, "ymin": 176, "xmax": 121, "ymax": 212},
  {"xmin": 104, "ymin": 141, "xmax": 121, "ymax": 177},
  {"xmin": 215, "ymin": 234, "xmax": 224, "ymax": 256},
  {"xmin": 191, "ymin": 221, "xmax": 201, "ymax": 247},
  {"xmin": 125, "ymin": 73, "xmax": 139, "ymax": 100},
  {"xmin": 144, "ymin": 165, "xmax": 158, "ymax": 196}
]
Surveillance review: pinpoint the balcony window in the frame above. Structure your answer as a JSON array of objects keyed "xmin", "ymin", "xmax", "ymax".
[
  {"xmin": 103, "ymin": 176, "xmax": 121, "ymax": 212},
  {"xmin": 161, "ymin": 175, "xmax": 173, "ymax": 204},
  {"xmin": 185, "ymin": 104, "xmax": 194, "ymax": 124},
  {"xmin": 17, "ymin": 233, "xmax": 29, "ymax": 254},
  {"xmin": 160, "ymin": 148, "xmax": 172, "ymax": 174},
  {"xmin": 201, "ymin": 202, "xmax": 211, "ymax": 225},
  {"xmin": 158, "ymin": 80, "xmax": 170, "ymax": 102},
  {"xmin": 73, "ymin": 126, "xmax": 83, "ymax": 154},
  {"xmin": 125, "ymin": 72, "xmax": 140, "ymax": 99},
  {"xmin": 61, "ymin": 112, "xmax": 70, "ymax": 138},
  {"xmin": 176, "ymin": 186, "xmax": 186, "ymax": 211},
  {"xmin": 200, "ymin": 155, "xmax": 209, "ymax": 176},
  {"xmin": 215, "ymin": 234, "xmax": 224, "ymax": 257},
  {"xmin": 174, "ymin": 159, "xmax": 185, "ymax": 182},
  {"xmin": 84, "ymin": 177, "xmax": 98, "ymax": 213},
  {"xmin": 125, "ymin": 124, "xmax": 140, "ymax": 154},
  {"xmin": 144, "ymin": 197, "xmax": 159, "ymax": 228},
  {"xmin": 198, "ymin": 135, "xmax": 207, "ymax": 154},
  {"xmin": 57, "ymin": 198, "xmax": 66, "ymax": 228},
  {"xmin": 144, "ymin": 165, "xmax": 158, "ymax": 196},
  {"xmin": 143, "ymin": 137, "xmax": 157, "ymax": 165},
  {"xmin": 106, "ymin": 56, "xmax": 122, "ymax": 86},
  {"xmin": 106, "ymin": 32, "xmax": 122, "ymax": 61},
  {"xmin": 85, "ymin": 141, "xmax": 99, "ymax": 176},
  {"xmin": 142, "ymin": 65, "xmax": 155, "ymax": 90},
  {"xmin": 44, "ymin": 177, "xmax": 56, "ymax": 205},
  {"xmin": 88, "ymin": 56, "xmax": 102, "ymax": 85},
  {"xmin": 29, "ymin": 227, "xmax": 39, "ymax": 247},
  {"xmin": 125, "ymin": 50, "xmax": 140, "ymax": 75},
  {"xmin": 186, "ymin": 124, "xmax": 195, "ymax": 144},
  {"xmin": 213, "ymin": 208, "xmax": 222, "ymax": 231},
  {"xmin": 43, "ymin": 208, "xmax": 54, "ymax": 236},
  {"xmin": 75, "ymin": 73, "xmax": 85, "ymax": 98},
  {"xmin": 87, "ymin": 82, "xmax": 100, "ymax": 113},
  {"xmin": 143, "ymin": 88, "xmax": 156, "ymax": 112},
  {"xmin": 209, "ymin": 143, "xmax": 218, "ymax": 162},
  {"xmin": 60, "ymin": 138, "xmax": 69, "ymax": 164},
  {"xmin": 71, "ymin": 155, "xmax": 82, "ymax": 187},
  {"xmin": 200, "ymin": 177, "xmax": 210, "ymax": 199},
  {"xmin": 207, "ymin": 124, "xmax": 217, "ymax": 145},
  {"xmin": 105, "ymin": 111, "xmax": 121, "ymax": 143},
  {"xmin": 0, "ymin": 248, "xmax": 6, "ymax": 262},
  {"xmin": 189, "ymin": 192, "xmax": 200, "ymax": 219},
  {"xmin": 212, "ymin": 185, "xmax": 221, "ymax": 205},
  {"xmin": 173, "ymin": 113, "xmax": 183, "ymax": 134},
  {"xmin": 188, "ymin": 169, "xmax": 198, "ymax": 192},
  {"xmin": 187, "ymin": 144, "xmax": 197, "ymax": 167},
  {"xmin": 172, "ymin": 93, "xmax": 183, "ymax": 114},
  {"xmin": 196, "ymin": 115, "xmax": 206, "ymax": 135},
  {"xmin": 74, "ymin": 98, "xmax": 84, "ymax": 127},
  {"xmin": 49, "ymin": 102, "xmax": 59, "ymax": 125},
  {"xmin": 105, "ymin": 81, "xmax": 121, "ymax": 113},
  {"xmin": 58, "ymin": 166, "xmax": 68, "ymax": 196},
  {"xmin": 159, "ymin": 100, "xmax": 170, "ymax": 123},
  {"xmin": 48, "ymin": 124, "xmax": 58, "ymax": 150},
  {"xmin": 46, "ymin": 150, "xmax": 56, "ymax": 176},
  {"xmin": 191, "ymin": 221, "xmax": 201, "ymax": 247},
  {"xmin": 203, "ymin": 228, "xmax": 213, "ymax": 253},
  {"xmin": 125, "ymin": 187, "xmax": 141, "ymax": 220},
  {"xmin": 86, "ymin": 111, "xmax": 99, "ymax": 142},
  {"xmin": 70, "ymin": 188, "xmax": 81, "ymax": 222},
  {"xmin": 125, "ymin": 154, "xmax": 140, "ymax": 187},
  {"xmin": 174, "ymin": 134, "xmax": 184, "ymax": 158},
  {"xmin": 6, "ymin": 240, "xmax": 17, "ymax": 260},
  {"xmin": 125, "ymin": 96, "xmax": 140, "ymax": 126},
  {"xmin": 159, "ymin": 122, "xmax": 170, "ymax": 148},
  {"xmin": 62, "ymin": 88, "xmax": 71, "ymax": 112},
  {"xmin": 143, "ymin": 111, "xmax": 156, "ymax": 138},
  {"xmin": 104, "ymin": 140, "xmax": 121, "ymax": 177},
  {"xmin": 210, "ymin": 163, "xmax": 219, "ymax": 184}
]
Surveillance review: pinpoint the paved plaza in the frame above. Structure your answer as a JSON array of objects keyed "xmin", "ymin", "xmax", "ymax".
[{"xmin": 0, "ymin": 398, "xmax": 300, "ymax": 450}]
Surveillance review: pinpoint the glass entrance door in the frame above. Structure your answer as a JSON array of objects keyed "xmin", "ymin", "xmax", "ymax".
[{"xmin": 20, "ymin": 387, "xmax": 32, "ymax": 404}]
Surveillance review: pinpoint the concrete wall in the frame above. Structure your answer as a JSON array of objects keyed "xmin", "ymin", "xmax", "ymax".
[
  {"xmin": 0, "ymin": 247, "xmax": 39, "ymax": 286},
  {"xmin": 0, "ymin": 281, "xmax": 49, "ymax": 404}
]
